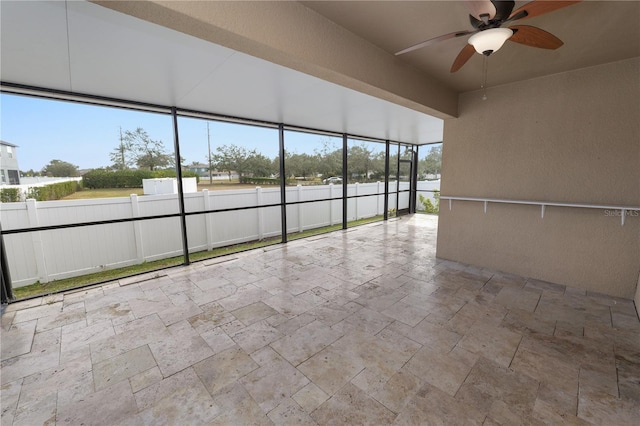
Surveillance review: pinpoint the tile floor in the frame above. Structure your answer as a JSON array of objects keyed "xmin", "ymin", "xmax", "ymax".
[{"xmin": 1, "ymin": 214, "xmax": 639, "ymax": 425}]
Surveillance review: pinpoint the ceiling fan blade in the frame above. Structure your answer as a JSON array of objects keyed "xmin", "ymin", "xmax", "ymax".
[
  {"xmin": 492, "ymin": 0, "xmax": 516, "ymax": 21},
  {"xmin": 395, "ymin": 30, "xmax": 473, "ymax": 56},
  {"xmin": 450, "ymin": 44, "xmax": 476, "ymax": 73},
  {"xmin": 509, "ymin": 0, "xmax": 582, "ymax": 21},
  {"xmin": 508, "ymin": 25, "xmax": 564, "ymax": 49},
  {"xmin": 465, "ymin": 0, "xmax": 496, "ymax": 20}
]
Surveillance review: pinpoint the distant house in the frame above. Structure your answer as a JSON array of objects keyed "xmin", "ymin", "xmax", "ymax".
[
  {"xmin": 0, "ymin": 140, "xmax": 20, "ymax": 185},
  {"xmin": 185, "ymin": 163, "xmax": 238, "ymax": 180},
  {"xmin": 186, "ymin": 163, "xmax": 210, "ymax": 176}
]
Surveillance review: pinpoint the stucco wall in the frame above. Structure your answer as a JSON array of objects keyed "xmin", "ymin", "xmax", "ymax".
[
  {"xmin": 635, "ymin": 273, "xmax": 640, "ymax": 318},
  {"xmin": 437, "ymin": 57, "xmax": 640, "ymax": 298}
]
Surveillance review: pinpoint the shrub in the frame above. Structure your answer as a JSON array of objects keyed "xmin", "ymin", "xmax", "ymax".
[
  {"xmin": 240, "ymin": 176, "xmax": 279, "ymax": 185},
  {"xmin": 154, "ymin": 170, "xmax": 200, "ymax": 182},
  {"xmin": 83, "ymin": 169, "xmax": 199, "ymax": 189},
  {"xmin": 25, "ymin": 180, "xmax": 80, "ymax": 201},
  {"xmin": 0, "ymin": 187, "xmax": 21, "ymax": 203},
  {"xmin": 83, "ymin": 169, "xmax": 152, "ymax": 189},
  {"xmin": 419, "ymin": 190, "xmax": 440, "ymax": 214}
]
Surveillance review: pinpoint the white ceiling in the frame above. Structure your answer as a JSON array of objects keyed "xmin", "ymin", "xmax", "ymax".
[{"xmin": 0, "ymin": 0, "xmax": 444, "ymax": 145}]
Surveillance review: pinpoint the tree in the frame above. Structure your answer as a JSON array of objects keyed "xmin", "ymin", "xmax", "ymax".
[
  {"xmin": 420, "ymin": 144, "xmax": 442, "ymax": 178},
  {"xmin": 21, "ymin": 169, "xmax": 41, "ymax": 177},
  {"xmin": 211, "ymin": 144, "xmax": 250, "ymax": 180},
  {"xmin": 285, "ymin": 152, "xmax": 317, "ymax": 179},
  {"xmin": 123, "ymin": 127, "xmax": 172, "ymax": 171},
  {"xmin": 246, "ymin": 152, "xmax": 277, "ymax": 178},
  {"xmin": 42, "ymin": 160, "xmax": 79, "ymax": 177},
  {"xmin": 209, "ymin": 145, "xmax": 279, "ymax": 180},
  {"xmin": 368, "ymin": 151, "xmax": 386, "ymax": 181},
  {"xmin": 314, "ymin": 139, "xmax": 342, "ymax": 179},
  {"xmin": 109, "ymin": 127, "xmax": 135, "ymax": 170},
  {"xmin": 348, "ymin": 143, "xmax": 379, "ymax": 182}
]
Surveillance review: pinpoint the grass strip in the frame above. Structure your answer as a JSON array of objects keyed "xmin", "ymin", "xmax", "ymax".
[{"xmin": 12, "ymin": 216, "xmax": 384, "ymax": 300}]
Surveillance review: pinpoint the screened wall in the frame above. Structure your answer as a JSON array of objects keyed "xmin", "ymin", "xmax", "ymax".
[{"xmin": 0, "ymin": 90, "xmax": 438, "ymax": 301}]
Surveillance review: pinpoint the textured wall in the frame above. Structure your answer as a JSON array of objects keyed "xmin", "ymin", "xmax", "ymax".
[
  {"xmin": 437, "ymin": 58, "xmax": 640, "ymax": 298},
  {"xmin": 635, "ymin": 273, "xmax": 640, "ymax": 318}
]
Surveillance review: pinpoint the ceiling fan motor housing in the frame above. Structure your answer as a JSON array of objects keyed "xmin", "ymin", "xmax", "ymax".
[{"xmin": 468, "ymin": 28, "xmax": 514, "ymax": 56}]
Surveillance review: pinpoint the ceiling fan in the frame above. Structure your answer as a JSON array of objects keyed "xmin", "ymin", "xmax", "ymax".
[{"xmin": 395, "ymin": 0, "xmax": 582, "ymax": 72}]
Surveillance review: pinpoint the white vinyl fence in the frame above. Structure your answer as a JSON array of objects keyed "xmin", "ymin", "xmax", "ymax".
[
  {"xmin": 1, "ymin": 181, "xmax": 439, "ymax": 288},
  {"xmin": 416, "ymin": 180, "xmax": 441, "ymax": 209},
  {"xmin": 1, "ymin": 177, "xmax": 83, "ymax": 201}
]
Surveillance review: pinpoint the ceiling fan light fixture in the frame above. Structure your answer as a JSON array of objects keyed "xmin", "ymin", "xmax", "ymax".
[{"xmin": 468, "ymin": 28, "xmax": 513, "ymax": 55}]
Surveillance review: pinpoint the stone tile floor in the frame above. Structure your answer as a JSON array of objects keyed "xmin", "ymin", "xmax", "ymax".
[{"xmin": 1, "ymin": 214, "xmax": 639, "ymax": 425}]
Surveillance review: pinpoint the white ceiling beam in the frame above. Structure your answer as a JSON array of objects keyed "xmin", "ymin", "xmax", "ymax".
[{"xmin": 92, "ymin": 0, "xmax": 458, "ymax": 119}]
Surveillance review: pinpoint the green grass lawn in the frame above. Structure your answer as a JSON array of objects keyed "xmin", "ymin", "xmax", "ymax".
[
  {"xmin": 11, "ymin": 216, "xmax": 385, "ymax": 300},
  {"xmin": 62, "ymin": 184, "xmax": 261, "ymax": 200},
  {"xmin": 62, "ymin": 188, "xmax": 144, "ymax": 199}
]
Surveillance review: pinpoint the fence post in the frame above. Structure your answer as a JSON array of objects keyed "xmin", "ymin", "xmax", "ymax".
[
  {"xmin": 354, "ymin": 183, "xmax": 359, "ymax": 220},
  {"xmin": 329, "ymin": 184, "xmax": 335, "ymax": 225},
  {"xmin": 130, "ymin": 194, "xmax": 145, "ymax": 262},
  {"xmin": 256, "ymin": 187, "xmax": 264, "ymax": 240},
  {"xmin": 297, "ymin": 185, "xmax": 304, "ymax": 232},
  {"xmin": 25, "ymin": 198, "xmax": 49, "ymax": 283},
  {"xmin": 377, "ymin": 181, "xmax": 382, "ymax": 215},
  {"xmin": 203, "ymin": 190, "xmax": 213, "ymax": 250}
]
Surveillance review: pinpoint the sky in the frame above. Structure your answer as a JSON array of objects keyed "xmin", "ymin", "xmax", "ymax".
[{"xmin": 0, "ymin": 93, "xmax": 438, "ymax": 172}]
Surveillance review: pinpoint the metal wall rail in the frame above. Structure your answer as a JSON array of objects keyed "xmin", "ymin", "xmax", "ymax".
[{"xmin": 439, "ymin": 196, "xmax": 640, "ymax": 226}]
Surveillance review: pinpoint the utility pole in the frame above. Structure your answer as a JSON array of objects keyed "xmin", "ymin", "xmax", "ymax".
[
  {"xmin": 207, "ymin": 122, "xmax": 213, "ymax": 183},
  {"xmin": 119, "ymin": 126, "xmax": 126, "ymax": 170}
]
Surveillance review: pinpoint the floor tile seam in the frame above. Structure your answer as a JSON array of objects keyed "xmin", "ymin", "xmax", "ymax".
[
  {"xmin": 94, "ymin": 342, "xmax": 161, "ymax": 386},
  {"xmin": 177, "ymin": 365, "xmax": 227, "ymax": 420},
  {"xmin": 236, "ymin": 372, "xmax": 290, "ymax": 418},
  {"xmin": 392, "ymin": 347, "xmax": 427, "ymax": 391},
  {"xmin": 2, "ymin": 299, "xmax": 44, "ymax": 314},
  {"xmin": 614, "ymin": 362, "xmax": 621, "ymax": 400},
  {"xmin": 574, "ymin": 375, "xmax": 591, "ymax": 419},
  {"xmin": 10, "ymin": 304, "xmax": 65, "ymax": 326},
  {"xmin": 350, "ymin": 377, "xmax": 404, "ymax": 419},
  {"xmin": 308, "ymin": 365, "xmax": 368, "ymax": 412},
  {"xmin": 608, "ymin": 305, "xmax": 616, "ymax": 330},
  {"xmin": 451, "ymin": 354, "xmax": 481, "ymax": 401},
  {"xmin": 265, "ymin": 398, "xmax": 308, "ymax": 424},
  {"xmin": 395, "ymin": 337, "xmax": 428, "ymax": 377},
  {"xmin": 506, "ymin": 331, "xmax": 525, "ymax": 370},
  {"xmin": 510, "ymin": 349, "xmax": 576, "ymax": 396},
  {"xmin": 0, "ymin": 330, "xmax": 37, "ymax": 362},
  {"xmin": 262, "ymin": 380, "xmax": 312, "ymax": 417},
  {"xmin": 550, "ymin": 319, "xmax": 569, "ymax": 338},
  {"xmin": 8, "ymin": 378, "xmax": 26, "ymax": 426},
  {"xmin": 453, "ymin": 354, "xmax": 543, "ymax": 421},
  {"xmin": 269, "ymin": 330, "xmax": 345, "ymax": 368}
]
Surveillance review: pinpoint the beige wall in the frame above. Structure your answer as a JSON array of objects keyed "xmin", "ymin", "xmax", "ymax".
[
  {"xmin": 635, "ymin": 273, "xmax": 640, "ymax": 318},
  {"xmin": 437, "ymin": 57, "xmax": 640, "ymax": 298}
]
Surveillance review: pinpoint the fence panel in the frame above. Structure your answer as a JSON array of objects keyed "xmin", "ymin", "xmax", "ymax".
[
  {"xmin": 260, "ymin": 188, "xmax": 283, "ymax": 237},
  {"xmin": 2, "ymin": 182, "xmax": 406, "ymax": 287},
  {"xmin": 2, "ymin": 234, "xmax": 38, "ymax": 286},
  {"xmin": 416, "ymin": 180, "xmax": 441, "ymax": 210},
  {"xmin": 31, "ymin": 197, "xmax": 135, "ymax": 226},
  {"xmin": 388, "ymin": 181, "xmax": 398, "ymax": 212},
  {"xmin": 0, "ymin": 203, "xmax": 30, "ymax": 230},
  {"xmin": 136, "ymin": 194, "xmax": 182, "ymax": 261},
  {"xmin": 39, "ymin": 223, "xmax": 139, "ymax": 281}
]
